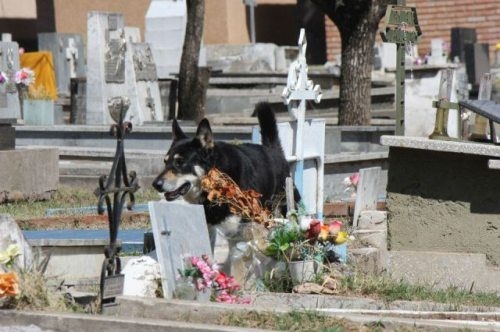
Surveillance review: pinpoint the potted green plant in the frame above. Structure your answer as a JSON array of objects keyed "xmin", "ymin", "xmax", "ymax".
[{"xmin": 265, "ymin": 222, "xmax": 319, "ymax": 285}]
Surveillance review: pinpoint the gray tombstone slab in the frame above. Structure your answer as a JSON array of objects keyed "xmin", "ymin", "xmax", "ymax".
[
  {"xmin": 148, "ymin": 200, "xmax": 212, "ymax": 299},
  {"xmin": 124, "ymin": 42, "xmax": 163, "ymax": 124},
  {"xmin": 0, "ymin": 41, "xmax": 21, "ymax": 120},
  {"xmin": 86, "ymin": 12, "xmax": 130, "ymax": 125},
  {"xmin": 38, "ymin": 33, "xmax": 85, "ymax": 97}
]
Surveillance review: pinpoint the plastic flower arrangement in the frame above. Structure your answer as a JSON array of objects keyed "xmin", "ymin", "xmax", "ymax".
[
  {"xmin": 0, "ymin": 71, "xmax": 8, "ymax": 85},
  {"xmin": 266, "ymin": 213, "xmax": 350, "ymax": 264},
  {"xmin": 0, "ymin": 244, "xmax": 20, "ymax": 300},
  {"xmin": 15, "ymin": 68, "xmax": 35, "ymax": 87},
  {"xmin": 343, "ymin": 172, "xmax": 359, "ymax": 199},
  {"xmin": 177, "ymin": 254, "xmax": 251, "ymax": 304}
]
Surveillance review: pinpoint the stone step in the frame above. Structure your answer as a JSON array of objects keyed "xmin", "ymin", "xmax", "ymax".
[{"xmin": 386, "ymin": 250, "xmax": 500, "ymax": 293}]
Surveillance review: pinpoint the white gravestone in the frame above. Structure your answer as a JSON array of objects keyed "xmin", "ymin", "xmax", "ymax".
[
  {"xmin": 145, "ymin": 0, "xmax": 186, "ymax": 78},
  {"xmin": 86, "ymin": 12, "xmax": 130, "ymax": 125},
  {"xmin": 38, "ymin": 33, "xmax": 86, "ymax": 97},
  {"xmin": 148, "ymin": 200, "xmax": 212, "ymax": 299},
  {"xmin": 125, "ymin": 42, "xmax": 163, "ymax": 124},
  {"xmin": 274, "ymin": 28, "xmax": 324, "ymax": 218},
  {"xmin": 0, "ymin": 41, "xmax": 21, "ymax": 120}
]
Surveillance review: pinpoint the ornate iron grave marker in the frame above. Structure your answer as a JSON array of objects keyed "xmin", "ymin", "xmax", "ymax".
[
  {"xmin": 96, "ymin": 96, "xmax": 139, "ymax": 308},
  {"xmin": 380, "ymin": 1, "xmax": 422, "ymax": 135},
  {"xmin": 279, "ymin": 28, "xmax": 324, "ymax": 218}
]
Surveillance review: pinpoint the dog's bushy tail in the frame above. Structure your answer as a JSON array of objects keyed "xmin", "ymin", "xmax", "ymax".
[{"xmin": 256, "ymin": 102, "xmax": 280, "ymax": 148}]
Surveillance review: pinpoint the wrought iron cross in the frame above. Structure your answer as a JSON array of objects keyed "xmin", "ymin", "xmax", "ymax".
[{"xmin": 96, "ymin": 96, "xmax": 139, "ymax": 309}]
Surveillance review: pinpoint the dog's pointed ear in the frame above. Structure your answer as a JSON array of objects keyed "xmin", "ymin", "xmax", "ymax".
[
  {"xmin": 172, "ymin": 119, "xmax": 187, "ymax": 141},
  {"xmin": 196, "ymin": 118, "xmax": 214, "ymax": 148}
]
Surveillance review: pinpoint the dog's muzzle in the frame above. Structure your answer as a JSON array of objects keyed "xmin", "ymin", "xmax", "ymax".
[{"xmin": 153, "ymin": 179, "xmax": 191, "ymax": 201}]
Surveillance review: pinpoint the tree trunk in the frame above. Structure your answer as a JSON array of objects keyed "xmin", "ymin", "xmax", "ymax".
[
  {"xmin": 310, "ymin": 0, "xmax": 391, "ymax": 125},
  {"xmin": 177, "ymin": 0, "xmax": 206, "ymax": 121},
  {"xmin": 338, "ymin": 14, "xmax": 376, "ymax": 125}
]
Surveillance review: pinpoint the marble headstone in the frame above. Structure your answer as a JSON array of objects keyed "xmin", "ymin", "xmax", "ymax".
[
  {"xmin": 148, "ymin": 200, "xmax": 212, "ymax": 299},
  {"xmin": 38, "ymin": 33, "xmax": 86, "ymax": 97},
  {"xmin": 86, "ymin": 11, "xmax": 129, "ymax": 125},
  {"xmin": 145, "ymin": 0, "xmax": 187, "ymax": 78},
  {"xmin": 125, "ymin": 41, "xmax": 163, "ymax": 124},
  {"xmin": 0, "ymin": 41, "xmax": 21, "ymax": 120}
]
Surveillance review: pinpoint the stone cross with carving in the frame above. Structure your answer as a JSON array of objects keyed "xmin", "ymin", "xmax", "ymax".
[
  {"xmin": 65, "ymin": 37, "xmax": 79, "ymax": 78},
  {"xmin": 281, "ymin": 28, "xmax": 322, "ymax": 196}
]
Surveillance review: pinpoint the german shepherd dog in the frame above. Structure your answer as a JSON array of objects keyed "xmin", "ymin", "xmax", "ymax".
[{"xmin": 152, "ymin": 102, "xmax": 297, "ymax": 248}]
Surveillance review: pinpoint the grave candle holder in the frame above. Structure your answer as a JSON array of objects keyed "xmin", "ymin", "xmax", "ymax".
[{"xmin": 95, "ymin": 96, "xmax": 139, "ymax": 309}]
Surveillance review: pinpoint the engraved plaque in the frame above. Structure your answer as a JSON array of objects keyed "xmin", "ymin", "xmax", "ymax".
[
  {"xmin": 132, "ymin": 44, "xmax": 157, "ymax": 81},
  {"xmin": 108, "ymin": 14, "xmax": 119, "ymax": 31},
  {"xmin": 4, "ymin": 68, "xmax": 16, "ymax": 94},
  {"xmin": 104, "ymin": 39, "xmax": 125, "ymax": 83},
  {"xmin": 102, "ymin": 274, "xmax": 124, "ymax": 300}
]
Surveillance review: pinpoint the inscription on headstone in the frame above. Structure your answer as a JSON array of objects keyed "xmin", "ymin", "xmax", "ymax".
[
  {"xmin": 132, "ymin": 43, "xmax": 157, "ymax": 81},
  {"xmin": 105, "ymin": 32, "xmax": 126, "ymax": 83},
  {"xmin": 4, "ymin": 48, "xmax": 17, "ymax": 94},
  {"xmin": 125, "ymin": 40, "xmax": 163, "ymax": 124}
]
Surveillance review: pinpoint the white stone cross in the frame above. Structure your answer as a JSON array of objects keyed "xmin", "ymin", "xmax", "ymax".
[
  {"xmin": 281, "ymin": 28, "xmax": 322, "ymax": 197},
  {"xmin": 65, "ymin": 37, "xmax": 79, "ymax": 78}
]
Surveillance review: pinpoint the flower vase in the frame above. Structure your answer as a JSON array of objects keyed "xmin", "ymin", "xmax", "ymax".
[
  {"xmin": 196, "ymin": 288, "xmax": 212, "ymax": 302},
  {"xmin": 173, "ymin": 277, "xmax": 196, "ymax": 300},
  {"xmin": 288, "ymin": 259, "xmax": 316, "ymax": 285}
]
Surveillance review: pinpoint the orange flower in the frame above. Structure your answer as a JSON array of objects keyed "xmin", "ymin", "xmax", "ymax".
[{"xmin": 0, "ymin": 272, "xmax": 19, "ymax": 298}]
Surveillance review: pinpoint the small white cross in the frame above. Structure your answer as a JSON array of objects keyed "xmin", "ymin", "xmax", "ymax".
[
  {"xmin": 282, "ymin": 28, "xmax": 322, "ymax": 120},
  {"xmin": 281, "ymin": 28, "xmax": 322, "ymax": 199},
  {"xmin": 65, "ymin": 38, "xmax": 79, "ymax": 78}
]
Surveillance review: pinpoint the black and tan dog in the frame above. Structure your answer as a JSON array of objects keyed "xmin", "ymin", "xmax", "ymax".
[{"xmin": 152, "ymin": 102, "xmax": 298, "ymax": 248}]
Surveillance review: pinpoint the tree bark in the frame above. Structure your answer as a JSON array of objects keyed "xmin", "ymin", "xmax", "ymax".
[
  {"xmin": 177, "ymin": 0, "xmax": 207, "ymax": 122},
  {"xmin": 311, "ymin": 0, "xmax": 391, "ymax": 125}
]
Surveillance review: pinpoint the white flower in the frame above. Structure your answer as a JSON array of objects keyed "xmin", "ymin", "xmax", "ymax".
[
  {"xmin": 299, "ymin": 215, "xmax": 313, "ymax": 231},
  {"xmin": 0, "ymin": 244, "xmax": 20, "ymax": 266}
]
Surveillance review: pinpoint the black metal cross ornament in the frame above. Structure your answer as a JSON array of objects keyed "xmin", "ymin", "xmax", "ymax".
[{"xmin": 96, "ymin": 96, "xmax": 140, "ymax": 309}]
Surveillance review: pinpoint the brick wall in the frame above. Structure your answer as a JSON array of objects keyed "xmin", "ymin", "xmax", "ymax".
[{"xmin": 325, "ymin": 0, "xmax": 500, "ymax": 64}]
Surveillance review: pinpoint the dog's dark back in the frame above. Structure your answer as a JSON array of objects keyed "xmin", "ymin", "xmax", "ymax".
[
  {"xmin": 212, "ymin": 102, "xmax": 290, "ymax": 212},
  {"xmin": 153, "ymin": 102, "xmax": 296, "ymax": 225}
]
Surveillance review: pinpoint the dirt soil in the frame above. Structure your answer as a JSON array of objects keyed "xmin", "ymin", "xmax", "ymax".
[{"xmin": 16, "ymin": 212, "xmax": 151, "ymax": 231}]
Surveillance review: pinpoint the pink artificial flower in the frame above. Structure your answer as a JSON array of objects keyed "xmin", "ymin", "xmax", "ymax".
[
  {"xmin": 349, "ymin": 173, "xmax": 360, "ymax": 188},
  {"xmin": 329, "ymin": 219, "xmax": 343, "ymax": 235},
  {"xmin": 0, "ymin": 72, "xmax": 7, "ymax": 84}
]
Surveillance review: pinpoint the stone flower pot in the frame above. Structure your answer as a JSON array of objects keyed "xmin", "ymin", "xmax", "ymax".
[
  {"xmin": 22, "ymin": 99, "xmax": 55, "ymax": 125},
  {"xmin": 288, "ymin": 259, "xmax": 316, "ymax": 285}
]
